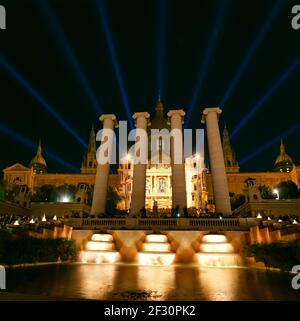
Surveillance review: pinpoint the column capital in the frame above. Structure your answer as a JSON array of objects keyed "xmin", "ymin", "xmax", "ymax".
[
  {"xmin": 99, "ymin": 114, "xmax": 118, "ymax": 128},
  {"xmin": 132, "ymin": 112, "xmax": 150, "ymax": 120},
  {"xmin": 201, "ymin": 107, "xmax": 222, "ymax": 124},
  {"xmin": 167, "ymin": 109, "xmax": 185, "ymax": 118},
  {"xmin": 167, "ymin": 109, "xmax": 185, "ymax": 125},
  {"xmin": 132, "ymin": 112, "xmax": 150, "ymax": 127}
]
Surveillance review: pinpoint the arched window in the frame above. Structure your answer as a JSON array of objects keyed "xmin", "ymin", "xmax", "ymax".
[
  {"xmin": 253, "ymin": 194, "xmax": 258, "ymax": 200},
  {"xmin": 77, "ymin": 197, "xmax": 81, "ymax": 203},
  {"xmin": 89, "ymin": 161, "xmax": 92, "ymax": 168},
  {"xmin": 227, "ymin": 160, "xmax": 231, "ymax": 166}
]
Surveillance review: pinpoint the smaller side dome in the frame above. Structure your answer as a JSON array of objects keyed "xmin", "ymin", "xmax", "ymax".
[
  {"xmin": 29, "ymin": 140, "xmax": 47, "ymax": 174},
  {"xmin": 274, "ymin": 139, "xmax": 294, "ymax": 173}
]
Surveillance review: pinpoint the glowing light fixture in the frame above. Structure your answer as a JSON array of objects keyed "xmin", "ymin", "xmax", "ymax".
[
  {"xmin": 61, "ymin": 195, "xmax": 70, "ymax": 203},
  {"xmin": 273, "ymin": 188, "xmax": 279, "ymax": 200}
]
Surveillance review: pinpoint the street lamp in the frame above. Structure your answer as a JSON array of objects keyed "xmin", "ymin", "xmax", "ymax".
[
  {"xmin": 61, "ymin": 195, "xmax": 70, "ymax": 203},
  {"xmin": 273, "ymin": 188, "xmax": 279, "ymax": 200}
]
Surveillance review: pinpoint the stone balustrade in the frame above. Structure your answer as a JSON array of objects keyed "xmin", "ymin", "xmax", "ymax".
[{"xmin": 64, "ymin": 217, "xmax": 257, "ymax": 231}]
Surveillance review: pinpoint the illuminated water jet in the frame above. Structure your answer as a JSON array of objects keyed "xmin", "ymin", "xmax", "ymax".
[
  {"xmin": 138, "ymin": 234, "xmax": 175, "ymax": 266},
  {"xmin": 196, "ymin": 234, "xmax": 241, "ymax": 267},
  {"xmin": 81, "ymin": 233, "xmax": 119, "ymax": 264}
]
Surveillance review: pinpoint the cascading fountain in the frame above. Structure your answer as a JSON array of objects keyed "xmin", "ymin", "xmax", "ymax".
[
  {"xmin": 196, "ymin": 234, "xmax": 240, "ymax": 267},
  {"xmin": 81, "ymin": 233, "xmax": 120, "ymax": 264},
  {"xmin": 138, "ymin": 234, "xmax": 175, "ymax": 266}
]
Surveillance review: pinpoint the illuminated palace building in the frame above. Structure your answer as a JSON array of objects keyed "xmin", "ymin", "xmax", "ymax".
[{"xmin": 2, "ymin": 99, "xmax": 300, "ymax": 216}]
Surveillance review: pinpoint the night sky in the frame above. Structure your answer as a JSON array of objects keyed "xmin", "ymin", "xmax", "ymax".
[{"xmin": 0, "ymin": 0, "xmax": 299, "ymax": 174}]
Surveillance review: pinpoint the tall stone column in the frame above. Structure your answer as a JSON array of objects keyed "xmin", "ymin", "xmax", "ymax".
[
  {"xmin": 130, "ymin": 112, "xmax": 150, "ymax": 217},
  {"xmin": 91, "ymin": 114, "xmax": 117, "ymax": 215},
  {"xmin": 201, "ymin": 108, "xmax": 231, "ymax": 215},
  {"xmin": 167, "ymin": 109, "xmax": 187, "ymax": 213}
]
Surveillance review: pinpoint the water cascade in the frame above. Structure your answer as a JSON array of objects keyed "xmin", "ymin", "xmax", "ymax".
[
  {"xmin": 81, "ymin": 233, "xmax": 119, "ymax": 264},
  {"xmin": 138, "ymin": 234, "xmax": 175, "ymax": 265},
  {"xmin": 196, "ymin": 234, "xmax": 240, "ymax": 267}
]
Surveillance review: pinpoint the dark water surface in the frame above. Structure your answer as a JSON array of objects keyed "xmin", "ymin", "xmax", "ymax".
[{"xmin": 5, "ymin": 264, "xmax": 300, "ymax": 300}]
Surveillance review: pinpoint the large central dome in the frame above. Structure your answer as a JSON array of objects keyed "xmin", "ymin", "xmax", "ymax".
[{"xmin": 149, "ymin": 98, "xmax": 169, "ymax": 131}]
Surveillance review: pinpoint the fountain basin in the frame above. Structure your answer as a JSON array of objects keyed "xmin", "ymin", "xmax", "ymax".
[
  {"xmin": 138, "ymin": 252, "xmax": 175, "ymax": 266},
  {"xmin": 81, "ymin": 250, "xmax": 119, "ymax": 264},
  {"xmin": 196, "ymin": 253, "xmax": 240, "ymax": 267}
]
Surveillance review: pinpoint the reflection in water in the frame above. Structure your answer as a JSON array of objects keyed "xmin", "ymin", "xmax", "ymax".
[
  {"xmin": 199, "ymin": 267, "xmax": 239, "ymax": 300},
  {"xmin": 6, "ymin": 264, "xmax": 300, "ymax": 301},
  {"xmin": 167, "ymin": 267, "xmax": 201, "ymax": 300},
  {"xmin": 107, "ymin": 265, "xmax": 139, "ymax": 300},
  {"xmin": 138, "ymin": 266, "xmax": 175, "ymax": 300}
]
